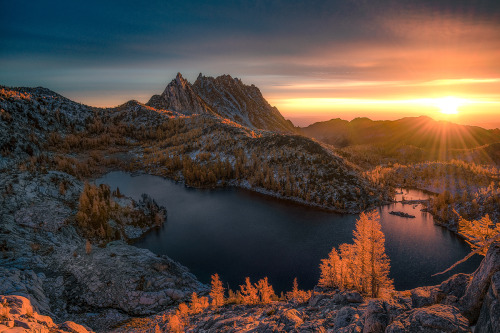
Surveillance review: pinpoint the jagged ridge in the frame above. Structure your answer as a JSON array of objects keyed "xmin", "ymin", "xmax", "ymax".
[{"xmin": 147, "ymin": 73, "xmax": 296, "ymax": 133}]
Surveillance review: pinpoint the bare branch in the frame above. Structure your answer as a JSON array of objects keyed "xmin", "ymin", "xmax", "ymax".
[{"xmin": 432, "ymin": 234, "xmax": 500, "ymax": 276}]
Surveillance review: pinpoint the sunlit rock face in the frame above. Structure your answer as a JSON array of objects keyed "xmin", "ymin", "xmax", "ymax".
[
  {"xmin": 147, "ymin": 73, "xmax": 296, "ymax": 133},
  {"xmin": 146, "ymin": 73, "xmax": 213, "ymax": 115},
  {"xmin": 0, "ymin": 295, "xmax": 92, "ymax": 332},
  {"xmin": 460, "ymin": 241, "xmax": 500, "ymax": 326},
  {"xmin": 193, "ymin": 73, "xmax": 296, "ymax": 133}
]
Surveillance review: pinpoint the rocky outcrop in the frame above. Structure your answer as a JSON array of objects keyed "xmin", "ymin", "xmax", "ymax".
[
  {"xmin": 53, "ymin": 240, "xmax": 205, "ymax": 316},
  {"xmin": 108, "ymin": 245, "xmax": 500, "ymax": 332},
  {"xmin": 475, "ymin": 271, "xmax": 500, "ymax": 333},
  {"xmin": 0, "ymin": 86, "xmax": 93, "ymax": 168},
  {"xmin": 460, "ymin": 242, "xmax": 500, "ymax": 323},
  {"xmin": 0, "ymin": 295, "xmax": 92, "ymax": 332},
  {"xmin": 193, "ymin": 73, "xmax": 296, "ymax": 133},
  {"xmin": 146, "ymin": 73, "xmax": 213, "ymax": 115},
  {"xmin": 385, "ymin": 304, "xmax": 470, "ymax": 333},
  {"xmin": 114, "ymin": 287, "xmax": 474, "ymax": 333},
  {"xmin": 146, "ymin": 73, "xmax": 296, "ymax": 133},
  {"xmin": 0, "ymin": 170, "xmax": 207, "ymax": 331},
  {"xmin": 389, "ymin": 211, "xmax": 415, "ymax": 218},
  {"xmin": 410, "ymin": 273, "xmax": 471, "ymax": 308}
]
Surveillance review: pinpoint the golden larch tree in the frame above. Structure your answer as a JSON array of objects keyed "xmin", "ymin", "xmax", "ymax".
[
  {"xmin": 353, "ymin": 211, "xmax": 371, "ymax": 293},
  {"xmin": 255, "ymin": 277, "xmax": 276, "ymax": 304},
  {"xmin": 354, "ymin": 210, "xmax": 393, "ymax": 297},
  {"xmin": 319, "ymin": 247, "xmax": 341, "ymax": 288},
  {"xmin": 319, "ymin": 210, "xmax": 393, "ymax": 298},
  {"xmin": 209, "ymin": 273, "xmax": 225, "ymax": 307},
  {"xmin": 189, "ymin": 292, "xmax": 209, "ymax": 314},
  {"xmin": 240, "ymin": 277, "xmax": 259, "ymax": 305},
  {"xmin": 339, "ymin": 243, "xmax": 357, "ymax": 289},
  {"xmin": 287, "ymin": 277, "xmax": 312, "ymax": 303}
]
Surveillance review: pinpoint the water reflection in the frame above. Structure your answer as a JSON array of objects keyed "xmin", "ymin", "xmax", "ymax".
[{"xmin": 97, "ymin": 171, "xmax": 481, "ymax": 293}]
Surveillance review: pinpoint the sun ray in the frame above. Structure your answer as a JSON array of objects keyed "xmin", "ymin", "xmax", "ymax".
[{"xmin": 432, "ymin": 96, "xmax": 469, "ymax": 115}]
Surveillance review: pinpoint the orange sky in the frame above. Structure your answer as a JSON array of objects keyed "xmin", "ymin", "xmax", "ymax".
[
  {"xmin": 259, "ymin": 14, "xmax": 500, "ymax": 128},
  {"xmin": 2, "ymin": 1, "xmax": 499, "ymax": 128}
]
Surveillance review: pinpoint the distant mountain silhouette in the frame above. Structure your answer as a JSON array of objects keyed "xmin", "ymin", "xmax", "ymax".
[{"xmin": 302, "ymin": 116, "xmax": 500, "ymax": 151}]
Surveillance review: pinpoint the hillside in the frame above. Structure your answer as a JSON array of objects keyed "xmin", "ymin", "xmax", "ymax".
[
  {"xmin": 1, "ymin": 83, "xmax": 386, "ymax": 213},
  {"xmin": 302, "ymin": 116, "xmax": 500, "ymax": 162}
]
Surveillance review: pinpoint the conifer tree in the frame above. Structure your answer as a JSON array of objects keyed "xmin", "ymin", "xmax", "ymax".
[
  {"xmin": 353, "ymin": 210, "xmax": 393, "ymax": 297},
  {"xmin": 166, "ymin": 314, "xmax": 183, "ymax": 333},
  {"xmin": 339, "ymin": 243, "xmax": 357, "ymax": 289},
  {"xmin": 209, "ymin": 273, "xmax": 225, "ymax": 307},
  {"xmin": 319, "ymin": 247, "xmax": 340, "ymax": 288},
  {"xmin": 291, "ymin": 277, "xmax": 299, "ymax": 300},
  {"xmin": 239, "ymin": 277, "xmax": 259, "ymax": 305},
  {"xmin": 255, "ymin": 277, "xmax": 276, "ymax": 304},
  {"xmin": 286, "ymin": 277, "xmax": 311, "ymax": 303},
  {"xmin": 353, "ymin": 211, "xmax": 371, "ymax": 293},
  {"xmin": 458, "ymin": 213, "xmax": 499, "ymax": 255},
  {"xmin": 189, "ymin": 292, "xmax": 202, "ymax": 314},
  {"xmin": 318, "ymin": 210, "xmax": 393, "ymax": 297}
]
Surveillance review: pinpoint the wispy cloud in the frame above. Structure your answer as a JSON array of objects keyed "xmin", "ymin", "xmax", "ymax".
[{"xmin": 0, "ymin": 0, "xmax": 499, "ymax": 126}]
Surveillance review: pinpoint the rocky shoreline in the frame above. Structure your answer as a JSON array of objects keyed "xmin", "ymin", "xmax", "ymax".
[
  {"xmin": 112, "ymin": 242, "xmax": 500, "ymax": 333},
  {"xmin": 0, "ymin": 170, "xmax": 206, "ymax": 331},
  {"xmin": 1, "ymin": 167, "xmax": 498, "ymax": 332}
]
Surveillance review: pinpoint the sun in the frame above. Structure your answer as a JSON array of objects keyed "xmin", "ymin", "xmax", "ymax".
[{"xmin": 434, "ymin": 96, "xmax": 465, "ymax": 115}]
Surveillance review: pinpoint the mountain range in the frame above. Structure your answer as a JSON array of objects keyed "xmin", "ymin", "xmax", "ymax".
[
  {"xmin": 301, "ymin": 116, "xmax": 500, "ymax": 165},
  {"xmin": 301, "ymin": 116, "xmax": 500, "ymax": 149}
]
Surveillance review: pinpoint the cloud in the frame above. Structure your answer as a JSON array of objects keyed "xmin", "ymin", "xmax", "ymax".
[{"xmin": 1, "ymin": 0, "xmax": 499, "ymax": 120}]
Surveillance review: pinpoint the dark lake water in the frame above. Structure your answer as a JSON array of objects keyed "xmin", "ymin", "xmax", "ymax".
[{"xmin": 97, "ymin": 172, "xmax": 482, "ymax": 293}]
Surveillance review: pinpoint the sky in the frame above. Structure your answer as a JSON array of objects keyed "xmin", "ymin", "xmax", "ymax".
[{"xmin": 1, "ymin": 0, "xmax": 500, "ymax": 128}]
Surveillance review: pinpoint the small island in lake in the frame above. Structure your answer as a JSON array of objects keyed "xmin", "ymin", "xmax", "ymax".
[{"xmin": 389, "ymin": 211, "xmax": 416, "ymax": 218}]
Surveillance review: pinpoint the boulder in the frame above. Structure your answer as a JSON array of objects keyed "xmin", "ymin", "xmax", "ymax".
[
  {"xmin": 460, "ymin": 242, "xmax": 500, "ymax": 323},
  {"xmin": 409, "ymin": 274, "xmax": 471, "ymax": 309},
  {"xmin": 439, "ymin": 273, "xmax": 471, "ymax": 299},
  {"xmin": 279, "ymin": 308, "xmax": 304, "ymax": 328},
  {"xmin": 362, "ymin": 299, "xmax": 388, "ymax": 333},
  {"xmin": 308, "ymin": 293, "xmax": 328, "ymax": 307},
  {"xmin": 475, "ymin": 271, "xmax": 500, "ymax": 333},
  {"xmin": 0, "ymin": 295, "xmax": 92, "ymax": 333},
  {"xmin": 410, "ymin": 286, "xmax": 435, "ymax": 308},
  {"xmin": 55, "ymin": 240, "xmax": 206, "ymax": 316},
  {"xmin": 332, "ymin": 290, "xmax": 363, "ymax": 305},
  {"xmin": 335, "ymin": 306, "xmax": 357, "ymax": 329},
  {"xmin": 386, "ymin": 304, "xmax": 470, "ymax": 333},
  {"xmin": 345, "ymin": 291, "xmax": 363, "ymax": 303}
]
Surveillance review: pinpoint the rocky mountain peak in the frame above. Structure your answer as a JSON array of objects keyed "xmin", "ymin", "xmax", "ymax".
[
  {"xmin": 146, "ymin": 73, "xmax": 296, "ymax": 133},
  {"xmin": 174, "ymin": 72, "xmax": 189, "ymax": 88},
  {"xmin": 194, "ymin": 73, "xmax": 244, "ymax": 90},
  {"xmin": 146, "ymin": 73, "xmax": 213, "ymax": 115},
  {"xmin": 192, "ymin": 74, "xmax": 295, "ymax": 133}
]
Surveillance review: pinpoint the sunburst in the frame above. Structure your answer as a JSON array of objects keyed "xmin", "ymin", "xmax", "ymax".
[{"xmin": 433, "ymin": 96, "xmax": 467, "ymax": 115}]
